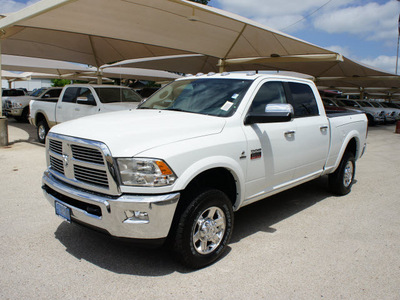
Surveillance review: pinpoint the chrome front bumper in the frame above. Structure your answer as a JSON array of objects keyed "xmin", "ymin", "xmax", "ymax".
[{"xmin": 42, "ymin": 170, "xmax": 180, "ymax": 239}]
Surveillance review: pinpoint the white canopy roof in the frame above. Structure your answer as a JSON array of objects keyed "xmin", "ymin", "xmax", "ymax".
[{"xmin": 0, "ymin": 0, "xmax": 337, "ymax": 67}]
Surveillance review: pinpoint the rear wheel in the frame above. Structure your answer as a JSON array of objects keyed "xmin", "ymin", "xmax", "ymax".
[
  {"xmin": 329, "ymin": 152, "xmax": 355, "ymax": 195},
  {"xmin": 37, "ymin": 120, "xmax": 49, "ymax": 144},
  {"xmin": 171, "ymin": 189, "xmax": 233, "ymax": 269}
]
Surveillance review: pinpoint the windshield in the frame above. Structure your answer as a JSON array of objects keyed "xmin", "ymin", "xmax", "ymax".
[
  {"xmin": 341, "ymin": 100, "xmax": 359, "ymax": 107},
  {"xmin": 139, "ymin": 78, "xmax": 252, "ymax": 117},
  {"xmin": 94, "ymin": 88, "xmax": 142, "ymax": 103},
  {"xmin": 369, "ymin": 102, "xmax": 380, "ymax": 108},
  {"xmin": 31, "ymin": 88, "xmax": 47, "ymax": 97},
  {"xmin": 358, "ymin": 101, "xmax": 372, "ymax": 107}
]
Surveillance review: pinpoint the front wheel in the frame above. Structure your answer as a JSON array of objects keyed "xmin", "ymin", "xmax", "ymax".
[
  {"xmin": 37, "ymin": 120, "xmax": 49, "ymax": 144},
  {"xmin": 329, "ymin": 152, "xmax": 355, "ymax": 195},
  {"xmin": 171, "ymin": 189, "xmax": 234, "ymax": 269}
]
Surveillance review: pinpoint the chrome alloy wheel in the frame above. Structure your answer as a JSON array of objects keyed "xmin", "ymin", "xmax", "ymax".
[
  {"xmin": 38, "ymin": 125, "xmax": 46, "ymax": 141},
  {"xmin": 343, "ymin": 160, "xmax": 354, "ymax": 187},
  {"xmin": 192, "ymin": 206, "xmax": 226, "ymax": 255}
]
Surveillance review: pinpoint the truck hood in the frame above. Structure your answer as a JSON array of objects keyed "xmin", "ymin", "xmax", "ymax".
[
  {"xmin": 99, "ymin": 102, "xmax": 140, "ymax": 112},
  {"xmin": 50, "ymin": 109, "xmax": 226, "ymax": 157}
]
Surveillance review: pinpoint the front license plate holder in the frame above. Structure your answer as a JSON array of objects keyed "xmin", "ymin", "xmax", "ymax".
[{"xmin": 55, "ymin": 201, "xmax": 71, "ymax": 223}]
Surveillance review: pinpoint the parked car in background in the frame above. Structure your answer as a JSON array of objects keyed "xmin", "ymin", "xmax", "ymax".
[
  {"xmin": 2, "ymin": 87, "xmax": 62, "ymax": 122},
  {"xmin": 368, "ymin": 101, "xmax": 397, "ymax": 123},
  {"xmin": 369, "ymin": 101, "xmax": 396, "ymax": 124},
  {"xmin": 339, "ymin": 99, "xmax": 385, "ymax": 126},
  {"xmin": 379, "ymin": 102, "xmax": 400, "ymax": 120},
  {"xmin": 30, "ymin": 84, "xmax": 143, "ymax": 143},
  {"xmin": 2, "ymin": 88, "xmax": 28, "ymax": 120}
]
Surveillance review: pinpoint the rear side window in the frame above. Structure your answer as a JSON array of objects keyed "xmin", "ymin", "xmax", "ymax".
[
  {"xmin": 287, "ymin": 82, "xmax": 319, "ymax": 117},
  {"xmin": 249, "ymin": 81, "xmax": 287, "ymax": 113},
  {"xmin": 62, "ymin": 87, "xmax": 79, "ymax": 103}
]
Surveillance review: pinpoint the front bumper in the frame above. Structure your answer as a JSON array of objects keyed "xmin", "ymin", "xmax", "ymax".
[
  {"xmin": 42, "ymin": 170, "xmax": 180, "ymax": 240},
  {"xmin": 3, "ymin": 108, "xmax": 23, "ymax": 117}
]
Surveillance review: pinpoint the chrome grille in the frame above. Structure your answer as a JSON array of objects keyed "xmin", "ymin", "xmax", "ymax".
[
  {"xmin": 71, "ymin": 144, "xmax": 104, "ymax": 165},
  {"xmin": 49, "ymin": 140, "xmax": 62, "ymax": 155},
  {"xmin": 50, "ymin": 156, "xmax": 64, "ymax": 175},
  {"xmin": 74, "ymin": 165, "xmax": 109, "ymax": 188},
  {"xmin": 5, "ymin": 100, "xmax": 11, "ymax": 109},
  {"xmin": 46, "ymin": 133, "xmax": 119, "ymax": 195}
]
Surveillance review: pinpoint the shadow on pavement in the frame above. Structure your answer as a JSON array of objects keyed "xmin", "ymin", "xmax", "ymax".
[
  {"xmin": 6, "ymin": 118, "xmax": 43, "ymax": 147},
  {"xmin": 54, "ymin": 176, "xmax": 336, "ymax": 276}
]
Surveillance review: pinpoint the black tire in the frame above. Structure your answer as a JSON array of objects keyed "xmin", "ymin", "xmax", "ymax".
[
  {"xmin": 329, "ymin": 152, "xmax": 356, "ymax": 195},
  {"xmin": 21, "ymin": 107, "xmax": 29, "ymax": 123},
  {"xmin": 171, "ymin": 189, "xmax": 234, "ymax": 269},
  {"xmin": 37, "ymin": 120, "xmax": 49, "ymax": 144}
]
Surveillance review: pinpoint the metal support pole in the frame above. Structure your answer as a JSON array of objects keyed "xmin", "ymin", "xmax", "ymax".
[
  {"xmin": 396, "ymin": 33, "xmax": 400, "ymax": 75},
  {"xmin": 0, "ymin": 36, "xmax": 9, "ymax": 146},
  {"xmin": 218, "ymin": 59, "xmax": 226, "ymax": 73}
]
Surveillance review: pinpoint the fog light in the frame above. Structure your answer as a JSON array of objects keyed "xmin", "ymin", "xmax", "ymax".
[{"xmin": 124, "ymin": 210, "xmax": 149, "ymax": 224}]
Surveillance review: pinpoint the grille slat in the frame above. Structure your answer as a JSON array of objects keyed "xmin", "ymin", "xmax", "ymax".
[
  {"xmin": 50, "ymin": 156, "xmax": 64, "ymax": 175},
  {"xmin": 49, "ymin": 140, "xmax": 62, "ymax": 155},
  {"xmin": 74, "ymin": 165, "xmax": 109, "ymax": 188},
  {"xmin": 71, "ymin": 145, "xmax": 104, "ymax": 165}
]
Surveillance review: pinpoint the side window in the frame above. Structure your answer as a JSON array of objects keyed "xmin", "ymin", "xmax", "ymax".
[
  {"xmin": 78, "ymin": 88, "xmax": 95, "ymax": 103},
  {"xmin": 287, "ymin": 82, "xmax": 319, "ymax": 118},
  {"xmin": 62, "ymin": 87, "xmax": 79, "ymax": 103},
  {"xmin": 249, "ymin": 81, "xmax": 287, "ymax": 113}
]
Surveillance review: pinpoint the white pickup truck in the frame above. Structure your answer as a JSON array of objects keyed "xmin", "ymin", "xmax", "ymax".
[
  {"xmin": 29, "ymin": 84, "xmax": 142, "ymax": 143},
  {"xmin": 42, "ymin": 73, "xmax": 367, "ymax": 268}
]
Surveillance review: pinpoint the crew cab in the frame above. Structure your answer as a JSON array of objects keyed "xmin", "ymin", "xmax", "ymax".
[
  {"xmin": 41, "ymin": 73, "xmax": 368, "ymax": 268},
  {"xmin": 29, "ymin": 84, "xmax": 142, "ymax": 143}
]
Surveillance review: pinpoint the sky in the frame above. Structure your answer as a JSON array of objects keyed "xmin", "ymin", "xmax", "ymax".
[{"xmin": 1, "ymin": 0, "xmax": 400, "ymax": 74}]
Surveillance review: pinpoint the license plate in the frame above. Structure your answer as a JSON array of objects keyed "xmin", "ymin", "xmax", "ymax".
[{"xmin": 55, "ymin": 201, "xmax": 71, "ymax": 223}]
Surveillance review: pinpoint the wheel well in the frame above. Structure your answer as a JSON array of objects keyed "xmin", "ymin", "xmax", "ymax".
[
  {"xmin": 344, "ymin": 138, "xmax": 357, "ymax": 158},
  {"xmin": 180, "ymin": 168, "xmax": 237, "ymax": 208},
  {"xmin": 35, "ymin": 113, "xmax": 47, "ymax": 126}
]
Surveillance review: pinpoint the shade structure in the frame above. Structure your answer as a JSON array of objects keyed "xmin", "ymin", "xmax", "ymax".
[
  {"xmin": 0, "ymin": 0, "xmax": 338, "ymax": 68},
  {"xmin": 2, "ymin": 54, "xmax": 94, "ymax": 75},
  {"xmin": 2, "ymin": 54, "xmax": 181, "ymax": 82}
]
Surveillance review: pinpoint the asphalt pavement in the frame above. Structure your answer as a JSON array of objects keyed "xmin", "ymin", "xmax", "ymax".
[{"xmin": 1, "ymin": 119, "xmax": 400, "ymax": 299}]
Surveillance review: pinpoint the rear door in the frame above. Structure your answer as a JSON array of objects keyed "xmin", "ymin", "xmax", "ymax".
[{"xmin": 285, "ymin": 82, "xmax": 330, "ymax": 180}]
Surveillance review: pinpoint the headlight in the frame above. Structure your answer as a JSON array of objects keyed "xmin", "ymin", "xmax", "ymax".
[
  {"xmin": 117, "ymin": 158, "xmax": 177, "ymax": 187},
  {"xmin": 12, "ymin": 103, "xmax": 23, "ymax": 108}
]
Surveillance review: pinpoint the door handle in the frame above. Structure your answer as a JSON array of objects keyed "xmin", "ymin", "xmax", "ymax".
[
  {"xmin": 284, "ymin": 130, "xmax": 296, "ymax": 136},
  {"xmin": 320, "ymin": 125, "xmax": 329, "ymax": 130}
]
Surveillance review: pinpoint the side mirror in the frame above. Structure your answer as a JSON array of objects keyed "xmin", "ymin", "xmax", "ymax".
[
  {"xmin": 76, "ymin": 96, "xmax": 96, "ymax": 106},
  {"xmin": 244, "ymin": 103, "xmax": 294, "ymax": 125}
]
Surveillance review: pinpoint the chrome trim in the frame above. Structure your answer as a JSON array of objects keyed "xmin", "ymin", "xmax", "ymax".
[
  {"xmin": 46, "ymin": 132, "xmax": 121, "ymax": 196},
  {"xmin": 43, "ymin": 170, "xmax": 180, "ymax": 239}
]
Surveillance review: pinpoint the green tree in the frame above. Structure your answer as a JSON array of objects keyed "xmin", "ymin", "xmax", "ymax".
[
  {"xmin": 51, "ymin": 79, "xmax": 72, "ymax": 87},
  {"xmin": 189, "ymin": 0, "xmax": 210, "ymax": 5}
]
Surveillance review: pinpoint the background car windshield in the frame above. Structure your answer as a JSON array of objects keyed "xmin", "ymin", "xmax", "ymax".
[
  {"xmin": 358, "ymin": 101, "xmax": 372, "ymax": 107},
  {"xmin": 94, "ymin": 88, "xmax": 142, "ymax": 103},
  {"xmin": 139, "ymin": 78, "xmax": 252, "ymax": 117}
]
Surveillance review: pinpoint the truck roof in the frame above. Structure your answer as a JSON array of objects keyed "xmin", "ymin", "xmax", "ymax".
[
  {"xmin": 179, "ymin": 72, "xmax": 314, "ymax": 83},
  {"xmin": 63, "ymin": 84, "xmax": 133, "ymax": 88}
]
